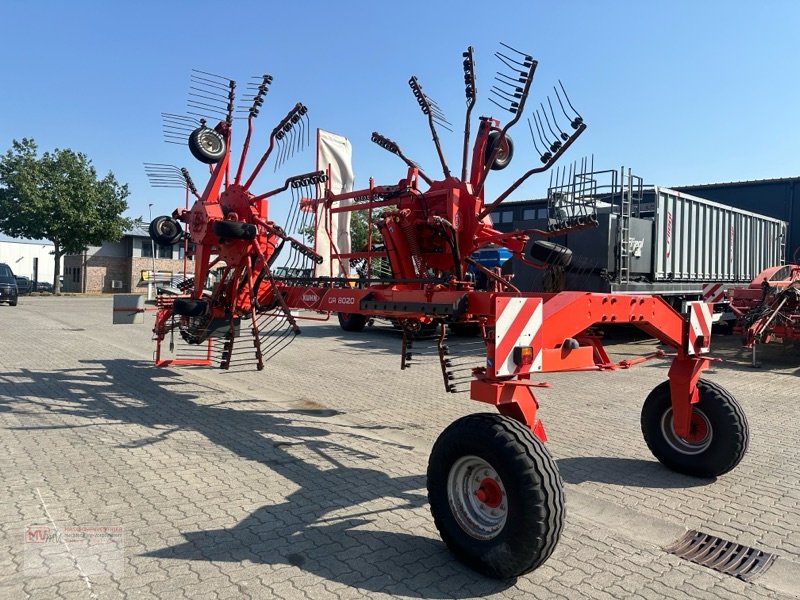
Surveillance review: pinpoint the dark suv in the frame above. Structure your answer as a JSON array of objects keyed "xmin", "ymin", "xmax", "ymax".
[
  {"xmin": 15, "ymin": 276, "xmax": 32, "ymax": 295},
  {"xmin": 0, "ymin": 263, "xmax": 18, "ymax": 306}
]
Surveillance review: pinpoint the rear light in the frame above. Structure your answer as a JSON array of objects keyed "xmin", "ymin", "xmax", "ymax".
[{"xmin": 513, "ymin": 346, "xmax": 534, "ymax": 366}]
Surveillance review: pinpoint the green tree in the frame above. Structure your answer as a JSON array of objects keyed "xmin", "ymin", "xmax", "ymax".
[
  {"xmin": 0, "ymin": 139, "xmax": 133, "ymax": 293},
  {"xmin": 300, "ymin": 209, "xmax": 383, "ymax": 251}
]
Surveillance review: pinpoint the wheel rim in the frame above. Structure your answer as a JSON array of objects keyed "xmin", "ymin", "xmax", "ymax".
[
  {"xmin": 156, "ymin": 220, "xmax": 178, "ymax": 238},
  {"xmin": 199, "ymin": 130, "xmax": 222, "ymax": 153},
  {"xmin": 447, "ymin": 455, "xmax": 508, "ymax": 540},
  {"xmin": 661, "ymin": 407, "xmax": 713, "ymax": 455}
]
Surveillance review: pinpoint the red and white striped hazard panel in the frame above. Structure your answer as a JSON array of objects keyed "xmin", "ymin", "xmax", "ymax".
[
  {"xmin": 701, "ymin": 282, "xmax": 726, "ymax": 303},
  {"xmin": 492, "ymin": 297, "xmax": 543, "ymax": 377},
  {"xmin": 687, "ymin": 301, "xmax": 713, "ymax": 355}
]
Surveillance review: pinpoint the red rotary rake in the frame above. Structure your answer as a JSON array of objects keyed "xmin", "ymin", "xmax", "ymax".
[{"xmin": 144, "ymin": 47, "xmax": 749, "ymax": 578}]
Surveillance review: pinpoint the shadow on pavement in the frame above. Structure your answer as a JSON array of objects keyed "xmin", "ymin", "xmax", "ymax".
[
  {"xmin": 0, "ymin": 359, "xmax": 513, "ymax": 597},
  {"xmin": 557, "ymin": 456, "xmax": 712, "ymax": 488}
]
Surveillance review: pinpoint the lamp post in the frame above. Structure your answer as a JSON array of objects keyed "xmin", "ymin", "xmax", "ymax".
[{"xmin": 148, "ymin": 204, "xmax": 156, "ymax": 300}]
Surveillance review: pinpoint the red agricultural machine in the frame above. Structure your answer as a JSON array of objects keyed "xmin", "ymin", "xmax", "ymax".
[
  {"xmin": 730, "ymin": 263, "xmax": 800, "ymax": 364},
  {"xmin": 141, "ymin": 46, "xmax": 750, "ymax": 578}
]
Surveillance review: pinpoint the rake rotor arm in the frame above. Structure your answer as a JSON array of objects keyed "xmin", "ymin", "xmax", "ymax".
[
  {"xmin": 477, "ymin": 122, "xmax": 586, "ymax": 220},
  {"xmin": 251, "ymin": 170, "xmax": 327, "ymax": 202},
  {"xmin": 409, "ymin": 76, "xmax": 451, "ymax": 179},
  {"xmin": 235, "ymin": 116, "xmax": 256, "ymax": 185},
  {"xmin": 474, "ymin": 57, "xmax": 538, "ymax": 197},
  {"xmin": 461, "ymin": 46, "xmax": 477, "ymax": 181},
  {"xmin": 244, "ymin": 103, "xmax": 306, "ymax": 189},
  {"xmin": 371, "ymin": 132, "xmax": 433, "ymax": 186}
]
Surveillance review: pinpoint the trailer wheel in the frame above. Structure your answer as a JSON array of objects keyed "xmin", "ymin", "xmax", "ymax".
[
  {"xmin": 149, "ymin": 216, "xmax": 183, "ymax": 246},
  {"xmin": 485, "ymin": 131, "xmax": 514, "ymax": 171},
  {"xmin": 530, "ymin": 240, "xmax": 572, "ymax": 268},
  {"xmin": 338, "ymin": 312, "xmax": 367, "ymax": 332},
  {"xmin": 427, "ymin": 413, "xmax": 565, "ymax": 579},
  {"xmin": 641, "ymin": 379, "xmax": 749, "ymax": 478},
  {"xmin": 188, "ymin": 126, "xmax": 226, "ymax": 164},
  {"xmin": 212, "ymin": 220, "xmax": 257, "ymax": 241},
  {"xmin": 172, "ymin": 298, "xmax": 207, "ymax": 317}
]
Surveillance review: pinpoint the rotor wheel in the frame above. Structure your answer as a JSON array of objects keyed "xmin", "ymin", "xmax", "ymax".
[
  {"xmin": 172, "ymin": 298, "xmax": 207, "ymax": 318},
  {"xmin": 149, "ymin": 216, "xmax": 183, "ymax": 246},
  {"xmin": 212, "ymin": 220, "xmax": 257, "ymax": 241},
  {"xmin": 188, "ymin": 126, "xmax": 226, "ymax": 164},
  {"xmin": 530, "ymin": 240, "xmax": 573, "ymax": 268},
  {"xmin": 427, "ymin": 413, "xmax": 565, "ymax": 579},
  {"xmin": 485, "ymin": 131, "xmax": 514, "ymax": 171},
  {"xmin": 641, "ymin": 379, "xmax": 749, "ymax": 478},
  {"xmin": 338, "ymin": 312, "xmax": 367, "ymax": 332}
]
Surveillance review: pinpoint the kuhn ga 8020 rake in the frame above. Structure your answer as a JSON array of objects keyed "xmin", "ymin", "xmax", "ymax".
[{"xmin": 145, "ymin": 48, "xmax": 750, "ymax": 578}]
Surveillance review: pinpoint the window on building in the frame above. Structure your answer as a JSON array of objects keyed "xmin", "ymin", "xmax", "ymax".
[
  {"xmin": 157, "ymin": 245, "xmax": 172, "ymax": 259},
  {"xmin": 72, "ymin": 268, "xmax": 79, "ymax": 283},
  {"xmin": 495, "ymin": 210, "xmax": 514, "ymax": 223},
  {"xmin": 141, "ymin": 241, "xmax": 154, "ymax": 258}
]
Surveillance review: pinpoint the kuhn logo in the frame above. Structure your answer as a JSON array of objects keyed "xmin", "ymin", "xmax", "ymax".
[{"xmin": 301, "ymin": 291, "xmax": 320, "ymax": 305}]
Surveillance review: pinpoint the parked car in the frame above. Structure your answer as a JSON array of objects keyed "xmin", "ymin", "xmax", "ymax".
[
  {"xmin": 0, "ymin": 263, "xmax": 18, "ymax": 306},
  {"xmin": 15, "ymin": 276, "xmax": 32, "ymax": 295},
  {"xmin": 36, "ymin": 281, "xmax": 53, "ymax": 292}
]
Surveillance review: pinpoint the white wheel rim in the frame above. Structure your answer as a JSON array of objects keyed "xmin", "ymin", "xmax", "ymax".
[
  {"xmin": 447, "ymin": 455, "xmax": 508, "ymax": 540},
  {"xmin": 661, "ymin": 407, "xmax": 713, "ymax": 455}
]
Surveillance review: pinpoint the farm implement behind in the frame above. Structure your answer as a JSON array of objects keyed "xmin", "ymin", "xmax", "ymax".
[
  {"xmin": 730, "ymin": 263, "xmax": 800, "ymax": 365},
  {"xmin": 131, "ymin": 46, "xmax": 751, "ymax": 579}
]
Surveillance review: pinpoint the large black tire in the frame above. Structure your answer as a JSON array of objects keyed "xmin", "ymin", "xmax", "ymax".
[
  {"xmin": 212, "ymin": 220, "xmax": 257, "ymax": 241},
  {"xmin": 641, "ymin": 379, "xmax": 749, "ymax": 478},
  {"xmin": 172, "ymin": 298, "xmax": 207, "ymax": 317},
  {"xmin": 338, "ymin": 312, "xmax": 367, "ymax": 332},
  {"xmin": 188, "ymin": 127, "xmax": 226, "ymax": 164},
  {"xmin": 485, "ymin": 131, "xmax": 514, "ymax": 171},
  {"xmin": 530, "ymin": 240, "xmax": 572, "ymax": 268},
  {"xmin": 149, "ymin": 216, "xmax": 183, "ymax": 246},
  {"xmin": 9, "ymin": 298, "xmax": 17, "ymax": 306},
  {"xmin": 427, "ymin": 413, "xmax": 565, "ymax": 579}
]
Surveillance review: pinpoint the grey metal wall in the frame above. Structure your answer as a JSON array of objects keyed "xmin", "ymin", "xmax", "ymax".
[
  {"xmin": 652, "ymin": 188, "xmax": 786, "ymax": 282},
  {"xmin": 675, "ymin": 179, "xmax": 800, "ymax": 262}
]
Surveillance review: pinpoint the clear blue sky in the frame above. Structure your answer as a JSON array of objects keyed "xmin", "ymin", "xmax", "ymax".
[{"xmin": 1, "ymin": 0, "xmax": 797, "ymax": 229}]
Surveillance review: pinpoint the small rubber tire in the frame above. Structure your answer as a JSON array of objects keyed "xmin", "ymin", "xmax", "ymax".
[
  {"xmin": 338, "ymin": 312, "xmax": 367, "ymax": 332},
  {"xmin": 641, "ymin": 379, "xmax": 749, "ymax": 478},
  {"xmin": 428, "ymin": 413, "xmax": 565, "ymax": 579},
  {"xmin": 212, "ymin": 220, "xmax": 257, "ymax": 241},
  {"xmin": 485, "ymin": 131, "xmax": 514, "ymax": 171},
  {"xmin": 172, "ymin": 298, "xmax": 207, "ymax": 317},
  {"xmin": 149, "ymin": 216, "xmax": 183, "ymax": 246},
  {"xmin": 530, "ymin": 240, "xmax": 573, "ymax": 268},
  {"xmin": 188, "ymin": 127, "xmax": 226, "ymax": 164}
]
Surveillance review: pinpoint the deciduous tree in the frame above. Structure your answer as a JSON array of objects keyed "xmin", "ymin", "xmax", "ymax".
[{"xmin": 0, "ymin": 139, "xmax": 132, "ymax": 293}]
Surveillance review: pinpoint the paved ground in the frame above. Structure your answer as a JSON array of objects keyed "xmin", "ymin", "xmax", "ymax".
[{"xmin": 1, "ymin": 296, "xmax": 799, "ymax": 599}]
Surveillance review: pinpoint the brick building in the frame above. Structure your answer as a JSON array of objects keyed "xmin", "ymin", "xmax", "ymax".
[{"xmin": 63, "ymin": 226, "xmax": 190, "ymax": 293}]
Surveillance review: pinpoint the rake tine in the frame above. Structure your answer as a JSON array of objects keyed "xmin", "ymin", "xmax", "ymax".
[
  {"xmin": 528, "ymin": 118, "xmax": 544, "ymax": 158},
  {"xmin": 556, "ymin": 80, "xmax": 584, "ymax": 127},
  {"xmin": 540, "ymin": 103, "xmax": 562, "ymax": 151},
  {"xmin": 547, "ymin": 97, "xmax": 570, "ymax": 141}
]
